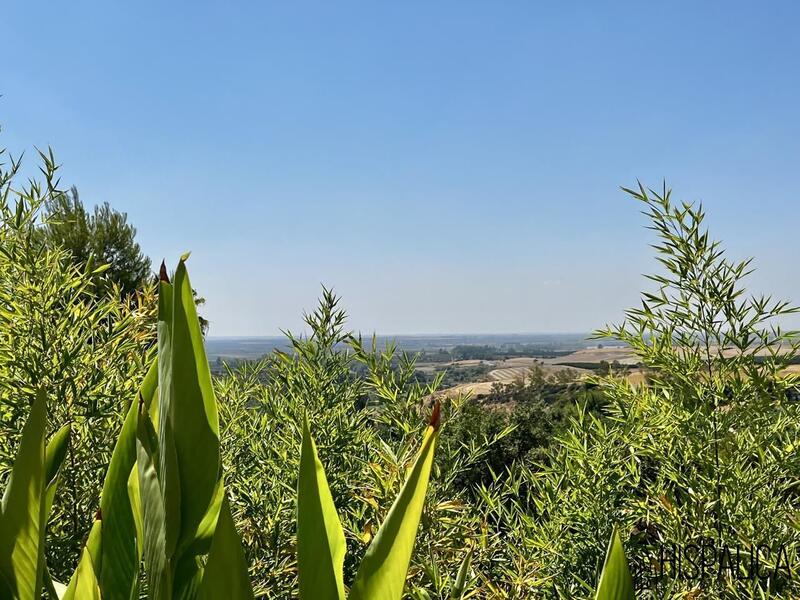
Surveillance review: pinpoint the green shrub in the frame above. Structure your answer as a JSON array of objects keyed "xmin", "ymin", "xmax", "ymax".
[
  {"xmin": 217, "ymin": 290, "xmax": 506, "ymax": 597},
  {"xmin": 480, "ymin": 184, "xmax": 800, "ymax": 598},
  {"xmin": 442, "ymin": 367, "xmax": 607, "ymax": 491},
  {"xmin": 0, "ymin": 147, "xmax": 156, "ymax": 580},
  {"xmin": 0, "ymin": 260, "xmax": 456, "ymax": 600},
  {"xmin": 1, "ymin": 138, "xmax": 795, "ymax": 600}
]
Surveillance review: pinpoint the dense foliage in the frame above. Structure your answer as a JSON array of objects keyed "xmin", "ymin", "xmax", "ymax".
[
  {"xmin": 443, "ymin": 368, "xmax": 606, "ymax": 490},
  {"xmin": 471, "ymin": 185, "xmax": 800, "ymax": 598},
  {"xmin": 217, "ymin": 291, "xmax": 505, "ymax": 597},
  {"xmin": 42, "ymin": 186, "xmax": 152, "ymax": 297},
  {"xmin": 1, "ymin": 136, "xmax": 798, "ymax": 598},
  {"xmin": 0, "ymin": 148, "xmax": 156, "ymax": 580}
]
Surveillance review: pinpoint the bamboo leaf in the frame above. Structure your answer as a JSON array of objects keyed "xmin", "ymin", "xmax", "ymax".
[
  {"xmin": 0, "ymin": 390, "xmax": 47, "ymax": 600},
  {"xmin": 450, "ymin": 546, "xmax": 473, "ymax": 599},
  {"xmin": 594, "ymin": 527, "xmax": 635, "ymax": 600},
  {"xmin": 297, "ymin": 415, "xmax": 346, "ymax": 600},
  {"xmin": 197, "ymin": 497, "xmax": 254, "ymax": 600},
  {"xmin": 349, "ymin": 407, "xmax": 441, "ymax": 600}
]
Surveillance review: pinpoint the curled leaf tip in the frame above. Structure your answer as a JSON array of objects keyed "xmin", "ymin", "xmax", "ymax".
[
  {"xmin": 429, "ymin": 399, "xmax": 442, "ymax": 431},
  {"xmin": 159, "ymin": 261, "xmax": 170, "ymax": 283}
]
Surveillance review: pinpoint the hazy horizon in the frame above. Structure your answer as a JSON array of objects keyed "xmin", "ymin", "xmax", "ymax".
[
  {"xmin": 203, "ymin": 331, "xmax": 605, "ymax": 361},
  {"xmin": 5, "ymin": 2, "xmax": 800, "ymax": 336}
]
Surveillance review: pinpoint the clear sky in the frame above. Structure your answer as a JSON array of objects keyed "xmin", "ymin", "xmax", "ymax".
[{"xmin": 3, "ymin": 2, "xmax": 800, "ymax": 336}]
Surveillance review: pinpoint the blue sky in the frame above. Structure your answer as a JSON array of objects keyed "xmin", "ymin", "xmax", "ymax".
[{"xmin": 4, "ymin": 2, "xmax": 800, "ymax": 335}]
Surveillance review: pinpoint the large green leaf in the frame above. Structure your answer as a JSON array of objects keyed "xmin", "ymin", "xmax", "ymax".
[
  {"xmin": 159, "ymin": 259, "xmax": 221, "ymax": 556},
  {"xmin": 180, "ymin": 480, "xmax": 224, "ymax": 558},
  {"xmin": 157, "ymin": 273, "xmax": 181, "ymax": 561},
  {"xmin": 62, "ymin": 520, "xmax": 102, "ymax": 600},
  {"xmin": 297, "ymin": 416, "xmax": 346, "ymax": 600},
  {"xmin": 127, "ymin": 466, "xmax": 143, "ymax": 565},
  {"xmin": 171, "ymin": 555, "xmax": 203, "ymax": 600},
  {"xmin": 43, "ymin": 425, "xmax": 71, "ymax": 511},
  {"xmin": 197, "ymin": 497, "xmax": 254, "ymax": 600},
  {"xmin": 39, "ymin": 425, "xmax": 71, "ymax": 598},
  {"xmin": 349, "ymin": 410, "xmax": 441, "ymax": 600},
  {"xmin": 136, "ymin": 411, "xmax": 170, "ymax": 600},
  {"xmin": 0, "ymin": 390, "xmax": 47, "ymax": 600},
  {"xmin": 100, "ymin": 359, "xmax": 158, "ymax": 600},
  {"xmin": 594, "ymin": 527, "xmax": 635, "ymax": 600}
]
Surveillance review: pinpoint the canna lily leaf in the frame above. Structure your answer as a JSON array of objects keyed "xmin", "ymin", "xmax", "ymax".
[
  {"xmin": 0, "ymin": 390, "xmax": 48, "ymax": 600},
  {"xmin": 594, "ymin": 527, "xmax": 634, "ymax": 600},
  {"xmin": 136, "ymin": 410, "xmax": 170, "ymax": 600},
  {"xmin": 127, "ymin": 465, "xmax": 143, "ymax": 564},
  {"xmin": 197, "ymin": 496, "xmax": 254, "ymax": 600},
  {"xmin": 63, "ymin": 548, "xmax": 101, "ymax": 600},
  {"xmin": 44, "ymin": 570, "xmax": 67, "ymax": 600},
  {"xmin": 297, "ymin": 414, "xmax": 346, "ymax": 600},
  {"xmin": 43, "ymin": 424, "xmax": 71, "ymax": 513},
  {"xmin": 348, "ymin": 402, "xmax": 442, "ymax": 600},
  {"xmin": 159, "ymin": 259, "xmax": 221, "ymax": 557},
  {"xmin": 157, "ymin": 272, "xmax": 181, "ymax": 560},
  {"xmin": 181, "ymin": 479, "xmax": 225, "ymax": 558},
  {"xmin": 100, "ymin": 359, "xmax": 158, "ymax": 600},
  {"xmin": 171, "ymin": 555, "xmax": 204, "ymax": 600},
  {"xmin": 62, "ymin": 520, "xmax": 103, "ymax": 600},
  {"xmin": 39, "ymin": 424, "xmax": 71, "ymax": 596}
]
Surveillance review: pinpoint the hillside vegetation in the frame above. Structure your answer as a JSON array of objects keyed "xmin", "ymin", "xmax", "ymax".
[{"xmin": 1, "ymin": 143, "xmax": 798, "ymax": 598}]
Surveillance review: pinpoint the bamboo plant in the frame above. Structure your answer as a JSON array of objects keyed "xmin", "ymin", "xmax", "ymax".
[{"xmin": 0, "ymin": 257, "xmax": 636, "ymax": 600}]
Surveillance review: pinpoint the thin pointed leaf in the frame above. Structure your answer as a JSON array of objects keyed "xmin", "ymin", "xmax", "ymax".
[
  {"xmin": 349, "ymin": 417, "xmax": 440, "ymax": 600},
  {"xmin": 594, "ymin": 527, "xmax": 634, "ymax": 600},
  {"xmin": 198, "ymin": 497, "xmax": 254, "ymax": 600},
  {"xmin": 450, "ymin": 547, "xmax": 473, "ymax": 599},
  {"xmin": 297, "ymin": 416, "xmax": 346, "ymax": 600}
]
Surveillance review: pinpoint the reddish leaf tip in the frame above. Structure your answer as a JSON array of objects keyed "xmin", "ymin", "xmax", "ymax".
[
  {"xmin": 429, "ymin": 399, "xmax": 442, "ymax": 431},
  {"xmin": 159, "ymin": 261, "xmax": 170, "ymax": 283}
]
